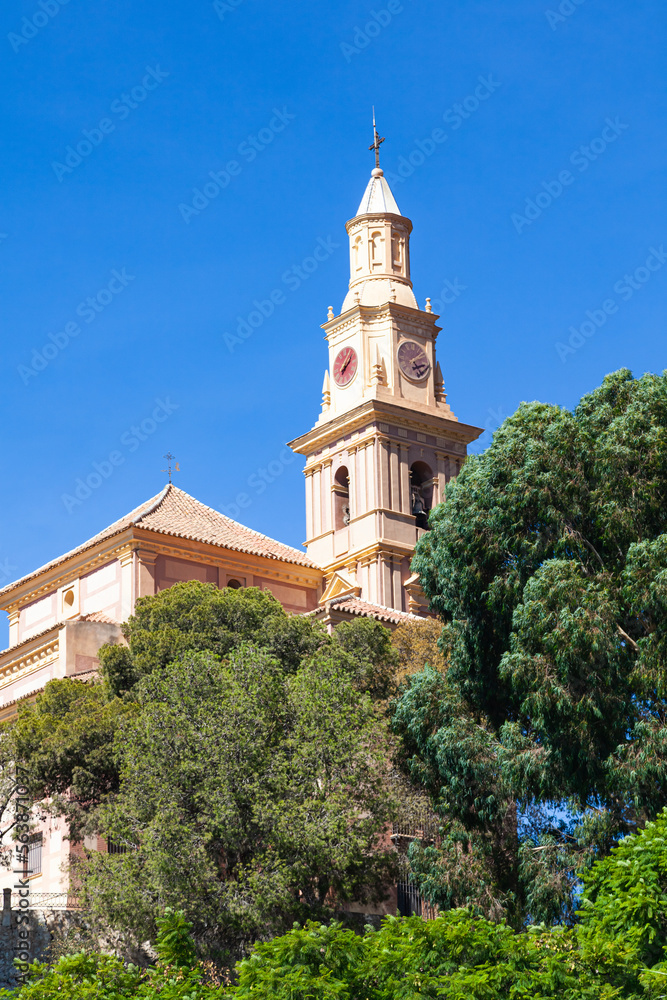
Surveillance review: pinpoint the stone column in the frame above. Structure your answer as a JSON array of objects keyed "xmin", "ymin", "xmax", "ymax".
[
  {"xmin": 435, "ymin": 451, "xmax": 447, "ymax": 504},
  {"xmin": 378, "ymin": 437, "xmax": 391, "ymax": 511},
  {"xmin": 313, "ymin": 465, "xmax": 322, "ymax": 538},
  {"xmin": 380, "ymin": 554, "xmax": 393, "ymax": 606},
  {"xmin": 118, "ymin": 549, "xmax": 134, "ymax": 622},
  {"xmin": 392, "ymin": 556, "xmax": 404, "ymax": 611},
  {"xmin": 348, "ymin": 447, "xmax": 358, "ymax": 519},
  {"xmin": 8, "ymin": 609, "xmax": 19, "ymax": 647},
  {"xmin": 365, "ymin": 440, "xmax": 376, "ymax": 512},
  {"xmin": 389, "ymin": 443, "xmax": 399, "ymax": 512},
  {"xmin": 304, "ymin": 468, "xmax": 315, "ymax": 542},
  {"xmin": 399, "ymin": 444, "xmax": 411, "ymax": 514},
  {"xmin": 321, "ymin": 459, "xmax": 333, "ymax": 534},
  {"xmin": 135, "ymin": 549, "xmax": 157, "ymax": 598}
]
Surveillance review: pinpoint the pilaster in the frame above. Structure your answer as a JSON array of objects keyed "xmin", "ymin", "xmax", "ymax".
[{"xmin": 118, "ymin": 548, "xmax": 134, "ymax": 622}]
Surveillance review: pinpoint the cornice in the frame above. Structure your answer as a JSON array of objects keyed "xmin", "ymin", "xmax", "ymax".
[
  {"xmin": 322, "ymin": 300, "xmax": 440, "ymax": 338},
  {"xmin": 0, "ymin": 632, "xmax": 60, "ymax": 692},
  {"xmin": 130, "ymin": 530, "xmax": 323, "ymax": 587},
  {"xmin": 1, "ymin": 532, "xmax": 138, "ymax": 614},
  {"xmin": 288, "ymin": 398, "xmax": 482, "ymax": 456},
  {"xmin": 345, "ymin": 211, "xmax": 413, "ymax": 234},
  {"xmin": 322, "ymin": 539, "xmax": 419, "ymax": 576}
]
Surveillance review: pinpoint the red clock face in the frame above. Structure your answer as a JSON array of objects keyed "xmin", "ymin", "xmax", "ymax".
[{"xmin": 333, "ymin": 346, "xmax": 358, "ymax": 387}]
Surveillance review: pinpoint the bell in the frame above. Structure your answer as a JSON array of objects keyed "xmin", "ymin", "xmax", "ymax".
[{"xmin": 412, "ymin": 495, "xmax": 424, "ymax": 516}]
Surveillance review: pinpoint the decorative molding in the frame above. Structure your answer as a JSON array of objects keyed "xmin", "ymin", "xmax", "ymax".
[{"xmin": 0, "ymin": 636, "xmax": 60, "ymax": 691}]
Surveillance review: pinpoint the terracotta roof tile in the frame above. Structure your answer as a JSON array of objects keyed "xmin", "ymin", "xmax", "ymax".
[
  {"xmin": 135, "ymin": 486, "xmax": 316, "ymax": 568},
  {"xmin": 0, "ymin": 485, "xmax": 318, "ymax": 600},
  {"xmin": 326, "ymin": 597, "xmax": 425, "ymax": 625},
  {"xmin": 0, "ymin": 623, "xmax": 61, "ymax": 660},
  {"xmin": 77, "ymin": 612, "xmax": 120, "ymax": 625}
]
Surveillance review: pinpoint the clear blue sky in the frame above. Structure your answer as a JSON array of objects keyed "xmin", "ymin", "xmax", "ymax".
[{"xmin": 1, "ymin": 0, "xmax": 665, "ymax": 647}]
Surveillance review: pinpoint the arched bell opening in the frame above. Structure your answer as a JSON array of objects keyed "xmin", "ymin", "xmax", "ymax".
[
  {"xmin": 410, "ymin": 461, "xmax": 434, "ymax": 530},
  {"xmin": 333, "ymin": 466, "xmax": 351, "ymax": 530}
]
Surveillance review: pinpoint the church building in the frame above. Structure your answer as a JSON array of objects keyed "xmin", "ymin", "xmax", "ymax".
[{"xmin": 0, "ymin": 139, "xmax": 481, "ymax": 903}]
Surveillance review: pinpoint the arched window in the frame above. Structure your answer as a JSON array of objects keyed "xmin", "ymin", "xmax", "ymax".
[
  {"xmin": 392, "ymin": 233, "xmax": 403, "ymax": 271},
  {"xmin": 410, "ymin": 461, "xmax": 434, "ymax": 530},
  {"xmin": 370, "ymin": 230, "xmax": 384, "ymax": 270},
  {"xmin": 353, "ymin": 235, "xmax": 363, "ymax": 272},
  {"xmin": 226, "ymin": 579, "xmax": 242, "ymax": 590},
  {"xmin": 333, "ymin": 466, "xmax": 350, "ymax": 530}
]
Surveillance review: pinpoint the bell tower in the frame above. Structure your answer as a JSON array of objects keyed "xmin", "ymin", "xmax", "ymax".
[{"xmin": 288, "ymin": 125, "xmax": 482, "ymax": 614}]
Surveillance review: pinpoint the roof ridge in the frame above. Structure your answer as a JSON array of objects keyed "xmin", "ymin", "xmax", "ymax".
[
  {"xmin": 328, "ymin": 595, "xmax": 426, "ymax": 622},
  {"xmin": 133, "ymin": 483, "xmax": 171, "ymax": 524},
  {"xmin": 160, "ymin": 485, "xmax": 309, "ymax": 560}
]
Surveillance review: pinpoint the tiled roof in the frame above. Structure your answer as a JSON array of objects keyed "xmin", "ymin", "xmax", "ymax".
[
  {"xmin": 77, "ymin": 612, "xmax": 120, "ymax": 625},
  {"xmin": 0, "ymin": 485, "xmax": 318, "ymax": 599},
  {"xmin": 0, "ymin": 623, "xmax": 61, "ymax": 660},
  {"xmin": 326, "ymin": 596, "xmax": 425, "ymax": 625}
]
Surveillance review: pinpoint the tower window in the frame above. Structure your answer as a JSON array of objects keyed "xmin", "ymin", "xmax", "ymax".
[
  {"xmin": 410, "ymin": 462, "xmax": 434, "ymax": 530},
  {"xmin": 392, "ymin": 233, "xmax": 404, "ymax": 270},
  {"xmin": 333, "ymin": 466, "xmax": 350, "ymax": 530},
  {"xmin": 370, "ymin": 231, "xmax": 384, "ymax": 270},
  {"xmin": 353, "ymin": 235, "xmax": 363, "ymax": 272}
]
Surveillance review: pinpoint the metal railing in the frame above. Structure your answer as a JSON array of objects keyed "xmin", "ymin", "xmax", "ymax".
[
  {"xmin": 10, "ymin": 891, "xmax": 81, "ymax": 910},
  {"xmin": 391, "ymin": 813, "xmax": 440, "ymax": 842}
]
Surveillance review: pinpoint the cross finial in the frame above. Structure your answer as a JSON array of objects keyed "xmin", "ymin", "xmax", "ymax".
[
  {"xmin": 369, "ymin": 107, "xmax": 385, "ymax": 169},
  {"xmin": 162, "ymin": 452, "xmax": 179, "ymax": 483}
]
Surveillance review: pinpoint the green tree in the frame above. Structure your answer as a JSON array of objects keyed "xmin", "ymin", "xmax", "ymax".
[
  {"xmin": 6, "ymin": 585, "xmax": 401, "ymax": 959},
  {"xmin": 8, "ymin": 585, "xmax": 393, "ymax": 839},
  {"xmin": 98, "ymin": 582, "xmax": 328, "ymax": 696},
  {"xmin": 78, "ymin": 646, "xmax": 396, "ymax": 959},
  {"xmin": 8, "ymin": 680, "xmax": 135, "ymax": 841},
  {"xmin": 394, "ymin": 369, "xmax": 667, "ymax": 925}
]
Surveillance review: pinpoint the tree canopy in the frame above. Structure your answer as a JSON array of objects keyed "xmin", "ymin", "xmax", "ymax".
[
  {"xmin": 394, "ymin": 369, "xmax": 667, "ymax": 925},
  {"xmin": 7, "ymin": 583, "xmax": 401, "ymax": 958},
  {"xmin": 12, "ymin": 810, "xmax": 667, "ymax": 999}
]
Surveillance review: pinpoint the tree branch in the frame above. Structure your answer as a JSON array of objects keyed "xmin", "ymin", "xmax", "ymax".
[{"xmin": 617, "ymin": 626, "xmax": 639, "ymax": 653}]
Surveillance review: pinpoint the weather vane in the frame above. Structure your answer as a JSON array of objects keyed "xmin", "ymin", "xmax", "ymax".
[
  {"xmin": 162, "ymin": 452, "xmax": 180, "ymax": 483},
  {"xmin": 369, "ymin": 107, "xmax": 385, "ymax": 169}
]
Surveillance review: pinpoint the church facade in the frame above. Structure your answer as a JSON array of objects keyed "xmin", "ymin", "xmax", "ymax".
[{"xmin": 0, "ymin": 152, "xmax": 480, "ymax": 904}]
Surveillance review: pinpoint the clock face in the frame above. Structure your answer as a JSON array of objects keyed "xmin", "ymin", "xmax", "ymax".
[
  {"xmin": 398, "ymin": 341, "xmax": 431, "ymax": 381},
  {"xmin": 333, "ymin": 346, "xmax": 358, "ymax": 387}
]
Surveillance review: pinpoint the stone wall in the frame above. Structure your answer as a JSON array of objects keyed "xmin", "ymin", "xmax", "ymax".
[{"xmin": 0, "ymin": 891, "xmax": 52, "ymax": 990}]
